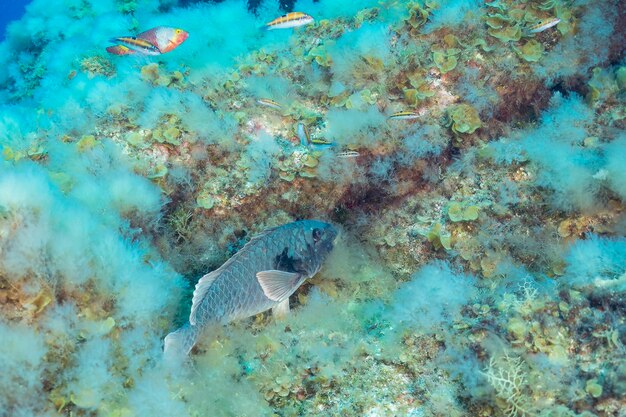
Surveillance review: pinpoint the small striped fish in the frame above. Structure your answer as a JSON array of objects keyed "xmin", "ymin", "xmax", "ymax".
[
  {"xmin": 389, "ymin": 110, "xmax": 420, "ymax": 120},
  {"xmin": 529, "ymin": 18, "xmax": 561, "ymax": 33},
  {"xmin": 257, "ymin": 98, "xmax": 283, "ymax": 110},
  {"xmin": 297, "ymin": 123, "xmax": 335, "ymax": 149},
  {"xmin": 265, "ymin": 12, "xmax": 314, "ymax": 30},
  {"xmin": 337, "ymin": 151, "xmax": 360, "ymax": 158},
  {"xmin": 311, "ymin": 138, "xmax": 334, "ymax": 146}
]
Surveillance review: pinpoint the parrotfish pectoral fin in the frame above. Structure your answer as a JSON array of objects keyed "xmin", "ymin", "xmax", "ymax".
[
  {"xmin": 106, "ymin": 45, "xmax": 136, "ymax": 55},
  {"xmin": 272, "ymin": 298, "xmax": 290, "ymax": 318},
  {"xmin": 256, "ymin": 270, "xmax": 302, "ymax": 302},
  {"xmin": 164, "ymin": 323, "xmax": 199, "ymax": 359}
]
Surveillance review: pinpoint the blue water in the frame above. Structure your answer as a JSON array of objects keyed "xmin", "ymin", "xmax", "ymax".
[{"xmin": 0, "ymin": 0, "xmax": 29, "ymax": 40}]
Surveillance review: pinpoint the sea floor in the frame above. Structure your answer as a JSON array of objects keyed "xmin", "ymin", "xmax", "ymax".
[{"xmin": 0, "ymin": 0, "xmax": 624, "ymax": 416}]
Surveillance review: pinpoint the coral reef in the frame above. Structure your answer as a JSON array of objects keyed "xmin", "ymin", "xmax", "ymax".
[{"xmin": 0, "ymin": 0, "xmax": 624, "ymax": 416}]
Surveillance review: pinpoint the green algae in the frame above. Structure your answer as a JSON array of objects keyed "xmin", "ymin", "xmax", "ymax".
[
  {"xmin": 76, "ymin": 135, "xmax": 98, "ymax": 152},
  {"xmin": 432, "ymin": 49, "xmax": 458, "ymax": 74},
  {"xmin": 488, "ymin": 25, "xmax": 522, "ymax": 42},
  {"xmin": 587, "ymin": 66, "xmax": 621, "ymax": 104},
  {"xmin": 447, "ymin": 104, "xmax": 482, "ymax": 134},
  {"xmin": 426, "ymin": 223, "xmax": 452, "ymax": 251},
  {"xmin": 448, "ymin": 202, "xmax": 480, "ymax": 222},
  {"xmin": 515, "ymin": 39, "xmax": 544, "ymax": 62}
]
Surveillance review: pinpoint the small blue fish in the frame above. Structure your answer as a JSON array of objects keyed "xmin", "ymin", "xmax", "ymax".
[{"xmin": 297, "ymin": 123, "xmax": 311, "ymax": 147}]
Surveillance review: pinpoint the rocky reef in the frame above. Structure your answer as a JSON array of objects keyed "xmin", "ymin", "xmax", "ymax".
[{"xmin": 0, "ymin": 0, "xmax": 624, "ymax": 416}]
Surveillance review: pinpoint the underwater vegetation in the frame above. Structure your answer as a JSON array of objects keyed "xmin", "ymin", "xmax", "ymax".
[{"xmin": 0, "ymin": 0, "xmax": 624, "ymax": 416}]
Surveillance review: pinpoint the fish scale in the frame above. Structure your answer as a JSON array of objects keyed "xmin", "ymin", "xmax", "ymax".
[{"xmin": 164, "ymin": 220, "xmax": 337, "ymax": 357}]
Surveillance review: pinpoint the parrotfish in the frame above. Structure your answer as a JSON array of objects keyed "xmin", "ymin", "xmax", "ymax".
[
  {"xmin": 265, "ymin": 12, "xmax": 314, "ymax": 30},
  {"xmin": 389, "ymin": 110, "xmax": 420, "ymax": 120},
  {"xmin": 528, "ymin": 18, "xmax": 561, "ymax": 33},
  {"xmin": 164, "ymin": 220, "xmax": 337, "ymax": 357},
  {"xmin": 257, "ymin": 98, "xmax": 283, "ymax": 110},
  {"xmin": 107, "ymin": 26, "xmax": 188, "ymax": 56}
]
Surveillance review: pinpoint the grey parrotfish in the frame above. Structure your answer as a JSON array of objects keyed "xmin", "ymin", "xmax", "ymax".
[{"xmin": 164, "ymin": 220, "xmax": 337, "ymax": 357}]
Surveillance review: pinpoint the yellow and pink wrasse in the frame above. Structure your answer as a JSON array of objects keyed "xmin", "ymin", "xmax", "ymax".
[
  {"xmin": 265, "ymin": 12, "xmax": 314, "ymax": 30},
  {"xmin": 107, "ymin": 26, "xmax": 188, "ymax": 56}
]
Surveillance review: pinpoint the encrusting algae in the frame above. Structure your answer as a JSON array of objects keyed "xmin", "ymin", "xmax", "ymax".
[{"xmin": 0, "ymin": 0, "xmax": 625, "ymax": 416}]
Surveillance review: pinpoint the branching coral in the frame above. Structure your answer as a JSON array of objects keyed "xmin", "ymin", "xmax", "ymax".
[{"xmin": 483, "ymin": 354, "xmax": 536, "ymax": 417}]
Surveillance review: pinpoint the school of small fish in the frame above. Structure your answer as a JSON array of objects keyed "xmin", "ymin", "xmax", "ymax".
[{"xmin": 102, "ymin": 9, "xmax": 562, "ymax": 356}]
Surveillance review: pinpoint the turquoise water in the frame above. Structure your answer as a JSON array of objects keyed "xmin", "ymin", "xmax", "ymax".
[{"xmin": 0, "ymin": 1, "xmax": 624, "ymax": 416}]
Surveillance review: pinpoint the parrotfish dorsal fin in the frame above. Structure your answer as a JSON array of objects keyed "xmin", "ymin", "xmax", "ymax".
[
  {"xmin": 256, "ymin": 270, "xmax": 302, "ymax": 302},
  {"xmin": 189, "ymin": 270, "xmax": 220, "ymax": 325}
]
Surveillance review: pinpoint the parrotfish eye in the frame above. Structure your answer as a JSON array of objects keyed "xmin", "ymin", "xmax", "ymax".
[{"xmin": 312, "ymin": 228, "xmax": 322, "ymax": 243}]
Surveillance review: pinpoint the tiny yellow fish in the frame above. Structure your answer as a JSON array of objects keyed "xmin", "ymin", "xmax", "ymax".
[
  {"xmin": 389, "ymin": 110, "xmax": 420, "ymax": 120},
  {"xmin": 297, "ymin": 123, "xmax": 334, "ymax": 149},
  {"xmin": 257, "ymin": 98, "xmax": 283, "ymax": 110},
  {"xmin": 311, "ymin": 138, "xmax": 335, "ymax": 150},
  {"xmin": 336, "ymin": 151, "xmax": 360, "ymax": 158},
  {"xmin": 265, "ymin": 12, "xmax": 314, "ymax": 30},
  {"xmin": 311, "ymin": 138, "xmax": 333, "ymax": 146},
  {"xmin": 529, "ymin": 18, "xmax": 561, "ymax": 33}
]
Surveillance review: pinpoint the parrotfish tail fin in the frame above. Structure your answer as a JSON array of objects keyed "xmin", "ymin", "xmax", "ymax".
[
  {"xmin": 163, "ymin": 323, "xmax": 199, "ymax": 360},
  {"xmin": 106, "ymin": 45, "xmax": 136, "ymax": 55}
]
